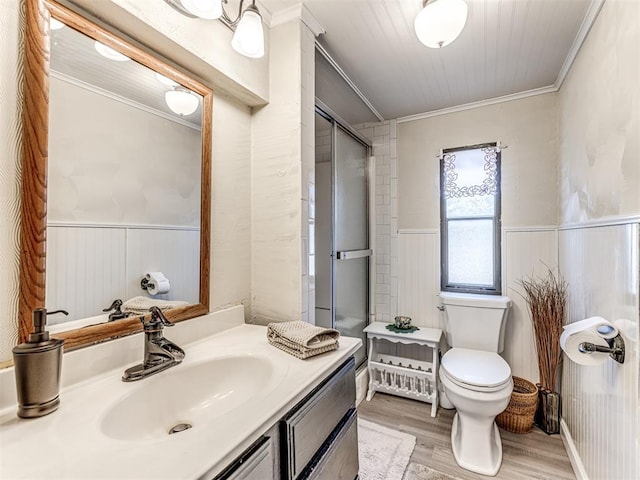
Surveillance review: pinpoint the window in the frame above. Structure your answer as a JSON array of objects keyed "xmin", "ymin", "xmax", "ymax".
[{"xmin": 440, "ymin": 143, "xmax": 501, "ymax": 294}]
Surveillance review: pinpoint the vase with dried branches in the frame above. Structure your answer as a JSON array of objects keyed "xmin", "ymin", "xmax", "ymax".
[{"xmin": 518, "ymin": 267, "xmax": 568, "ymax": 434}]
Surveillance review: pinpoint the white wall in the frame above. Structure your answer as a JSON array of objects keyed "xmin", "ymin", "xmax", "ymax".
[
  {"xmin": 558, "ymin": 1, "xmax": 640, "ymax": 479},
  {"xmin": 0, "ymin": 0, "xmax": 23, "ymax": 362},
  {"xmin": 398, "ymin": 93, "xmax": 558, "ymax": 230},
  {"xmin": 48, "ymin": 77, "xmax": 201, "ymax": 226},
  {"xmin": 251, "ymin": 19, "xmax": 316, "ymax": 325},
  {"xmin": 392, "ymin": 94, "xmax": 559, "ymax": 380}
]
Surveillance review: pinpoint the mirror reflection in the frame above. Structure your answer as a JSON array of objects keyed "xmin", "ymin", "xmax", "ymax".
[{"xmin": 46, "ymin": 19, "xmax": 203, "ymax": 330}]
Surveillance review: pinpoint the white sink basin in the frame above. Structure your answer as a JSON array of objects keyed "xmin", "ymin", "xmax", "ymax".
[{"xmin": 101, "ymin": 355, "xmax": 279, "ymax": 441}]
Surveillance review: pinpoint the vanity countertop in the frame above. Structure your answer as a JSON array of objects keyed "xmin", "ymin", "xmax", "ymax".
[{"xmin": 0, "ymin": 310, "xmax": 360, "ymax": 480}]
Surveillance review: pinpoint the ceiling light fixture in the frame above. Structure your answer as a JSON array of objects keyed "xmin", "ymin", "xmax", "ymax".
[
  {"xmin": 415, "ymin": 0, "xmax": 468, "ymax": 49},
  {"xmin": 165, "ymin": 0, "xmax": 265, "ymax": 59},
  {"xmin": 94, "ymin": 41, "xmax": 130, "ymax": 62},
  {"xmin": 165, "ymin": 87, "xmax": 199, "ymax": 116}
]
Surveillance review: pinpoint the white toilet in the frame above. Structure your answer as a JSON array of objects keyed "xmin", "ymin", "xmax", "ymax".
[{"xmin": 438, "ymin": 292, "xmax": 513, "ymax": 476}]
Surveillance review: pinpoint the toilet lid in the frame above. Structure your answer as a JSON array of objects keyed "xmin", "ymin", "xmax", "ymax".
[{"xmin": 441, "ymin": 348, "xmax": 511, "ymax": 390}]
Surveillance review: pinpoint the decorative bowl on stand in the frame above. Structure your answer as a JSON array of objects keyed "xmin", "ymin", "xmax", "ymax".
[{"xmin": 394, "ymin": 316, "xmax": 412, "ymax": 329}]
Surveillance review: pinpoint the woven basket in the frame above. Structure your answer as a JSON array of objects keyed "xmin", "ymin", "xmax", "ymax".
[{"xmin": 496, "ymin": 376, "xmax": 538, "ymax": 434}]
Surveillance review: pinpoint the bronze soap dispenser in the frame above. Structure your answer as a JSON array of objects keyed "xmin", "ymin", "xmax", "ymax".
[{"xmin": 12, "ymin": 308, "xmax": 68, "ymax": 418}]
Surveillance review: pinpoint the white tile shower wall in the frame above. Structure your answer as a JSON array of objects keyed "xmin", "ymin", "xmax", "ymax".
[
  {"xmin": 45, "ymin": 226, "xmax": 200, "ymax": 323},
  {"xmin": 396, "ymin": 228, "xmax": 557, "ymax": 377},
  {"xmin": 560, "ymin": 224, "xmax": 639, "ymax": 480},
  {"xmin": 355, "ymin": 120, "xmax": 398, "ymax": 323},
  {"xmin": 0, "ymin": 0, "xmax": 23, "ymax": 363}
]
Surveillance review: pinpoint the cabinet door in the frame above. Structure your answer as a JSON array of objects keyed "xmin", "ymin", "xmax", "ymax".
[
  {"xmin": 282, "ymin": 358, "xmax": 355, "ymax": 480},
  {"xmin": 300, "ymin": 409, "xmax": 359, "ymax": 480},
  {"xmin": 214, "ymin": 436, "xmax": 275, "ymax": 480}
]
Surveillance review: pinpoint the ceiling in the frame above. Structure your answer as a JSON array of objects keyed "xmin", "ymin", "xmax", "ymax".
[
  {"xmin": 262, "ymin": 0, "xmax": 595, "ymax": 122},
  {"xmin": 50, "ymin": 21, "xmax": 203, "ymax": 128}
]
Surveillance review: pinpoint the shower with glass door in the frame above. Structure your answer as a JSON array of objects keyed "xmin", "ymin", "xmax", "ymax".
[{"xmin": 314, "ymin": 107, "xmax": 371, "ymax": 367}]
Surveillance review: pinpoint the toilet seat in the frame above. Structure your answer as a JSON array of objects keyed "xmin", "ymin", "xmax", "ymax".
[{"xmin": 441, "ymin": 348, "xmax": 511, "ymax": 392}]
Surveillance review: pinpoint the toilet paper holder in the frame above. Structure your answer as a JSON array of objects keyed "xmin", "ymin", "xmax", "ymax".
[
  {"xmin": 140, "ymin": 277, "xmax": 155, "ymax": 291},
  {"xmin": 578, "ymin": 332, "xmax": 625, "ymax": 364}
]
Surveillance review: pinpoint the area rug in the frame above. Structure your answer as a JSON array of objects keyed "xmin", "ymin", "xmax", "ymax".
[
  {"xmin": 358, "ymin": 419, "xmax": 416, "ymax": 480},
  {"xmin": 402, "ymin": 463, "xmax": 461, "ymax": 480}
]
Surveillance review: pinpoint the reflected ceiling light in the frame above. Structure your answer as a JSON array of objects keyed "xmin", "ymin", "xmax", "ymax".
[
  {"xmin": 94, "ymin": 41, "xmax": 130, "ymax": 62},
  {"xmin": 165, "ymin": 0, "xmax": 265, "ymax": 59},
  {"xmin": 50, "ymin": 18, "xmax": 65, "ymax": 30},
  {"xmin": 179, "ymin": 0, "xmax": 222, "ymax": 19},
  {"xmin": 165, "ymin": 87, "xmax": 199, "ymax": 116},
  {"xmin": 415, "ymin": 0, "xmax": 468, "ymax": 49},
  {"xmin": 155, "ymin": 72, "xmax": 179, "ymax": 87}
]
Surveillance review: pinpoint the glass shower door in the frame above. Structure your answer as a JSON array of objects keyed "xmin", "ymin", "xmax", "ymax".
[{"xmin": 333, "ymin": 126, "xmax": 370, "ymax": 367}]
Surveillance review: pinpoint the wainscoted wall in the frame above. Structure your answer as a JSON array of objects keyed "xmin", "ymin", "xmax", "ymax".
[
  {"xmin": 396, "ymin": 228, "xmax": 557, "ymax": 381},
  {"xmin": 557, "ymin": 1, "xmax": 640, "ymax": 479},
  {"xmin": 560, "ymin": 223, "xmax": 639, "ymax": 480},
  {"xmin": 46, "ymin": 225, "xmax": 200, "ymax": 323}
]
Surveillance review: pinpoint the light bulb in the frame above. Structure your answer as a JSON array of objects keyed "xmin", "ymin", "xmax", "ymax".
[
  {"xmin": 414, "ymin": 0, "xmax": 468, "ymax": 48},
  {"xmin": 179, "ymin": 0, "xmax": 222, "ymax": 19},
  {"xmin": 165, "ymin": 88, "xmax": 199, "ymax": 116},
  {"xmin": 94, "ymin": 41, "xmax": 130, "ymax": 62},
  {"xmin": 231, "ymin": 6, "xmax": 264, "ymax": 59}
]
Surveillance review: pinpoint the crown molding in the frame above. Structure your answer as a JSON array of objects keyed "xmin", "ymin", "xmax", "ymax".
[
  {"xmin": 397, "ymin": 85, "xmax": 558, "ymax": 124},
  {"xmin": 269, "ymin": 2, "xmax": 325, "ymax": 37},
  {"xmin": 554, "ymin": 0, "xmax": 606, "ymax": 90}
]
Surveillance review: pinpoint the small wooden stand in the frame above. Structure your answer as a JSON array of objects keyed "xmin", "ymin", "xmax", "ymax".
[{"xmin": 364, "ymin": 322, "xmax": 442, "ymax": 417}]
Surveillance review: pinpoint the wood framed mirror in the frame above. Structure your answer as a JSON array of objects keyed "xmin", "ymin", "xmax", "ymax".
[{"xmin": 20, "ymin": 0, "xmax": 212, "ymax": 350}]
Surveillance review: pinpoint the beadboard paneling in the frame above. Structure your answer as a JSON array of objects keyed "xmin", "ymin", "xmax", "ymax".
[
  {"xmin": 502, "ymin": 228, "xmax": 558, "ymax": 382},
  {"xmin": 45, "ymin": 226, "xmax": 200, "ymax": 324},
  {"xmin": 46, "ymin": 226, "xmax": 127, "ymax": 323},
  {"xmin": 560, "ymin": 223, "xmax": 639, "ymax": 480},
  {"xmin": 397, "ymin": 229, "xmax": 558, "ymax": 381},
  {"xmin": 125, "ymin": 228, "xmax": 200, "ymax": 304},
  {"xmin": 398, "ymin": 231, "xmax": 440, "ymax": 328}
]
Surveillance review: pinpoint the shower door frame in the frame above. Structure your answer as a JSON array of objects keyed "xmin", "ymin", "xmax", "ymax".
[{"xmin": 315, "ymin": 102, "xmax": 373, "ymax": 367}]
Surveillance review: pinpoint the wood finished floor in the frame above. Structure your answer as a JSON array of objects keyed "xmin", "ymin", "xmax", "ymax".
[{"xmin": 358, "ymin": 393, "xmax": 576, "ymax": 480}]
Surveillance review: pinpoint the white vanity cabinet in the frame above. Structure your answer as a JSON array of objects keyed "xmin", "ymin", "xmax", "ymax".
[
  {"xmin": 212, "ymin": 433, "xmax": 278, "ymax": 480},
  {"xmin": 212, "ymin": 357, "xmax": 358, "ymax": 480}
]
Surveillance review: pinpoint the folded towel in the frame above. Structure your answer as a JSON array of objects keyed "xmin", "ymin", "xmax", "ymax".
[
  {"xmin": 122, "ymin": 296, "xmax": 190, "ymax": 315},
  {"xmin": 267, "ymin": 321, "xmax": 340, "ymax": 359}
]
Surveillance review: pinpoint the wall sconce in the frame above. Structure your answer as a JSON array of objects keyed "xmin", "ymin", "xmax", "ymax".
[
  {"xmin": 165, "ymin": 87, "xmax": 199, "ymax": 116},
  {"xmin": 165, "ymin": 0, "xmax": 265, "ymax": 59},
  {"xmin": 414, "ymin": 0, "xmax": 468, "ymax": 48}
]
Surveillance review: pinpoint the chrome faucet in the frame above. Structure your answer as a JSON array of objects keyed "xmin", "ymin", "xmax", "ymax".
[{"xmin": 122, "ymin": 306, "xmax": 185, "ymax": 382}]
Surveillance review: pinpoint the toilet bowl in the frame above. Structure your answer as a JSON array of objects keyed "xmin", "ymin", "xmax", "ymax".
[{"xmin": 439, "ymin": 348, "xmax": 512, "ymax": 476}]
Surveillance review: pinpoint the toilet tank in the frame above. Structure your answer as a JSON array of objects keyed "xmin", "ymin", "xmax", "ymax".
[{"xmin": 439, "ymin": 292, "xmax": 511, "ymax": 353}]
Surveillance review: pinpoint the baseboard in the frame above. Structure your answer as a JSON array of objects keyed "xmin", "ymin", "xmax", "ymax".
[
  {"xmin": 560, "ymin": 418, "xmax": 589, "ymax": 480},
  {"xmin": 355, "ymin": 367, "xmax": 369, "ymax": 406}
]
